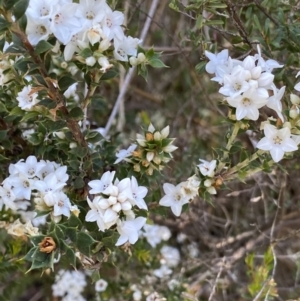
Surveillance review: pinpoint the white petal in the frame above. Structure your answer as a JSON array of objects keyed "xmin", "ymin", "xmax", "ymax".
[{"xmin": 270, "ymin": 147, "xmax": 284, "ymax": 162}]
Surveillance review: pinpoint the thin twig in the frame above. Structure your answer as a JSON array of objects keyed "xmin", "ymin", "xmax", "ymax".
[
  {"xmin": 208, "ymin": 257, "xmax": 226, "ymax": 301},
  {"xmin": 253, "ymin": 0, "xmax": 280, "ymax": 26},
  {"xmin": 103, "ymin": 0, "xmax": 160, "ymax": 137}
]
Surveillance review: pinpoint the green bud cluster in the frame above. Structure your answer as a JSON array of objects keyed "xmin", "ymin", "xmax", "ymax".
[{"xmin": 131, "ymin": 124, "xmax": 177, "ymax": 175}]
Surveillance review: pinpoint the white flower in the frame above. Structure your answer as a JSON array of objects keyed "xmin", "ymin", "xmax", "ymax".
[
  {"xmin": 205, "ymin": 49, "xmax": 229, "ymax": 75},
  {"xmin": 255, "ymin": 45, "xmax": 284, "ymax": 73},
  {"xmin": 17, "ymin": 85, "xmax": 40, "ymax": 110},
  {"xmin": 114, "ymin": 144, "xmax": 137, "ymax": 164},
  {"xmin": 142, "ymin": 224, "xmax": 171, "ymax": 248},
  {"xmin": 64, "ymin": 30, "xmax": 87, "ymax": 61},
  {"xmin": 130, "ymin": 176, "xmax": 148, "ymax": 210},
  {"xmin": 51, "ymin": 192, "xmax": 71, "ymax": 217},
  {"xmin": 267, "ymin": 85, "xmax": 285, "ymax": 122},
  {"xmin": 50, "ymin": 3, "xmax": 83, "ymax": 45},
  {"xmin": 113, "ymin": 36, "xmax": 141, "ymax": 62},
  {"xmin": 153, "ymin": 265, "xmax": 173, "ymax": 278},
  {"xmin": 26, "ymin": 17, "xmax": 51, "ymax": 45},
  {"xmin": 5, "ymin": 174, "xmax": 33, "ymax": 200},
  {"xmin": 197, "ymin": 159, "xmax": 217, "ymax": 177},
  {"xmin": 101, "ymin": 9, "xmax": 125, "ymax": 41},
  {"xmin": 257, "ymin": 124, "xmax": 298, "ymax": 162},
  {"xmin": 159, "ymin": 183, "xmax": 190, "ymax": 217},
  {"xmin": 34, "ymin": 173, "xmax": 66, "ymax": 194},
  {"xmin": 76, "ymin": 0, "xmax": 109, "ymax": 27},
  {"xmin": 226, "ymin": 88, "xmax": 268, "ymax": 121},
  {"xmin": 88, "ymin": 171, "xmax": 116, "ymax": 194},
  {"xmin": 219, "ymin": 65, "xmax": 250, "ymax": 98},
  {"xmin": 115, "ymin": 217, "xmax": 146, "ymax": 246},
  {"xmin": 95, "ymin": 279, "xmax": 108, "ymax": 292},
  {"xmin": 160, "ymin": 245, "xmax": 180, "ymax": 267},
  {"xmin": 0, "ymin": 183, "xmax": 17, "ymax": 210},
  {"xmin": 85, "ymin": 197, "xmax": 107, "ymax": 231},
  {"xmin": 168, "ymin": 279, "xmax": 180, "ymax": 291}
]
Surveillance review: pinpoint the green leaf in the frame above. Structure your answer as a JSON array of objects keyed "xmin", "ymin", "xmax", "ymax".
[
  {"xmin": 69, "ymin": 146, "xmax": 88, "ymax": 158},
  {"xmin": 67, "ymin": 214, "xmax": 82, "ymax": 228},
  {"xmin": 65, "ymin": 227, "xmax": 77, "ymax": 243},
  {"xmin": 205, "ymin": 19, "xmax": 224, "ymax": 26},
  {"xmin": 196, "ymin": 15, "xmax": 203, "ymax": 29},
  {"xmin": 30, "ymin": 235, "xmax": 46, "ymax": 246},
  {"xmin": 13, "ymin": 0, "xmax": 29, "ymax": 20},
  {"xmin": 148, "ymin": 58, "xmax": 168, "ymax": 68},
  {"xmin": 38, "ymin": 98, "xmax": 57, "ymax": 109},
  {"xmin": 58, "ymin": 76, "xmax": 77, "ymax": 92},
  {"xmin": 34, "ymin": 40, "xmax": 53, "ymax": 54},
  {"xmin": 253, "ymin": 14, "xmax": 262, "ymax": 31},
  {"xmin": 73, "ymin": 177, "xmax": 85, "ymax": 189},
  {"xmin": 20, "ymin": 111, "xmax": 39, "ymax": 122},
  {"xmin": 3, "ymin": 0, "xmax": 18, "ymax": 10},
  {"xmin": 14, "ymin": 59, "xmax": 36, "ymax": 73},
  {"xmin": 9, "ymin": 106, "xmax": 23, "ymax": 116},
  {"xmin": 43, "ymin": 120, "xmax": 66, "ymax": 133},
  {"xmin": 195, "ymin": 61, "xmax": 207, "ymax": 74},
  {"xmin": 76, "ymin": 232, "xmax": 96, "ymax": 256},
  {"xmin": 0, "ymin": 130, "xmax": 8, "ymax": 141},
  {"xmin": 0, "ymin": 17, "xmax": 10, "ymax": 34},
  {"xmin": 101, "ymin": 69, "xmax": 118, "ymax": 80},
  {"xmin": 65, "ymin": 247, "xmax": 76, "ymax": 267},
  {"xmin": 69, "ymin": 107, "xmax": 84, "ymax": 120},
  {"xmin": 23, "ymin": 246, "xmax": 38, "ymax": 262},
  {"xmin": 0, "ymin": 102, "xmax": 8, "ymax": 113},
  {"xmin": 78, "ymin": 48, "xmax": 93, "ymax": 58}
]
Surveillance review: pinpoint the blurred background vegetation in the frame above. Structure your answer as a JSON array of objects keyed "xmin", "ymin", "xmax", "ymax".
[{"xmin": 2, "ymin": 0, "xmax": 300, "ymax": 300}]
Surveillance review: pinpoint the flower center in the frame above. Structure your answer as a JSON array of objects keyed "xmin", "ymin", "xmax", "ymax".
[
  {"xmin": 86, "ymin": 11, "xmax": 95, "ymax": 20},
  {"xmin": 117, "ymin": 48, "xmax": 126, "ymax": 59},
  {"xmin": 242, "ymin": 97, "xmax": 251, "ymax": 106},
  {"xmin": 23, "ymin": 181, "xmax": 30, "ymax": 188},
  {"xmin": 273, "ymin": 135, "xmax": 282, "ymax": 145},
  {"xmin": 234, "ymin": 83, "xmax": 241, "ymax": 91},
  {"xmin": 175, "ymin": 193, "xmax": 182, "ymax": 201},
  {"xmin": 40, "ymin": 6, "xmax": 49, "ymax": 16},
  {"xmin": 106, "ymin": 18, "xmax": 112, "ymax": 27}
]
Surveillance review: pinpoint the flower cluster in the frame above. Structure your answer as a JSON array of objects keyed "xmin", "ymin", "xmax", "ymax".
[
  {"xmin": 206, "ymin": 46, "xmax": 300, "ymax": 163},
  {"xmin": 85, "ymin": 171, "xmax": 147, "ymax": 245},
  {"xmin": 114, "ymin": 124, "xmax": 178, "ymax": 175},
  {"xmin": 0, "ymin": 155, "xmax": 78, "ymax": 222},
  {"xmin": 205, "ymin": 46, "xmax": 283, "ymax": 121},
  {"xmin": 141, "ymin": 224, "xmax": 171, "ymax": 248},
  {"xmin": 159, "ymin": 175, "xmax": 200, "ymax": 216},
  {"xmin": 52, "ymin": 269, "xmax": 87, "ymax": 301},
  {"xmin": 25, "ymin": 0, "xmax": 142, "ymax": 67},
  {"xmin": 197, "ymin": 159, "xmax": 218, "ymax": 194}
]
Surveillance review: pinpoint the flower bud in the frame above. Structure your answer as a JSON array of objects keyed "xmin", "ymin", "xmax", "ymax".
[
  {"xmin": 154, "ymin": 131, "xmax": 162, "ymax": 141},
  {"xmin": 39, "ymin": 237, "xmax": 56, "ymax": 253},
  {"xmin": 86, "ymin": 56, "xmax": 96, "ymax": 66},
  {"xmin": 133, "ymin": 164, "xmax": 141, "ymax": 172},
  {"xmin": 129, "ymin": 56, "xmax": 138, "ymax": 66},
  {"xmin": 137, "ymin": 53, "xmax": 146, "ymax": 64},
  {"xmin": 289, "ymin": 105, "xmax": 299, "ymax": 119},
  {"xmin": 145, "ymin": 132, "xmax": 154, "ymax": 141},
  {"xmin": 290, "ymin": 93, "xmax": 300, "ymax": 105},
  {"xmin": 204, "ymin": 179, "xmax": 212, "ymax": 187},
  {"xmin": 153, "ymin": 156, "xmax": 161, "ymax": 165},
  {"xmin": 146, "ymin": 152, "xmax": 155, "ymax": 162}
]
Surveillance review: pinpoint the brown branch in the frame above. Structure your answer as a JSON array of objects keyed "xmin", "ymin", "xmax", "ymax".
[
  {"xmin": 253, "ymin": 0, "xmax": 280, "ymax": 26},
  {"xmin": 10, "ymin": 23, "xmax": 88, "ymax": 149},
  {"xmin": 222, "ymin": 0, "xmax": 252, "ymax": 47}
]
